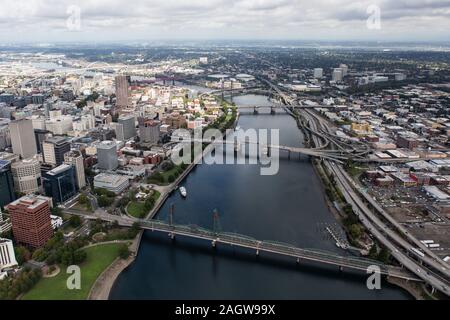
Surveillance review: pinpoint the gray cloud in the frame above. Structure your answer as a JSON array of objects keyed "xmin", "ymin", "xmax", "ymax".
[{"xmin": 0, "ymin": 0, "xmax": 449, "ymax": 42}]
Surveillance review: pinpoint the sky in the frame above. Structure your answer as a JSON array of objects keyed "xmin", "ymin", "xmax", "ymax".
[{"xmin": 1, "ymin": 0, "xmax": 449, "ymax": 43}]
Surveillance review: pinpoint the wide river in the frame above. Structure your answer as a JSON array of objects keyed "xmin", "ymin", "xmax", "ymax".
[{"xmin": 110, "ymin": 95, "xmax": 410, "ymax": 299}]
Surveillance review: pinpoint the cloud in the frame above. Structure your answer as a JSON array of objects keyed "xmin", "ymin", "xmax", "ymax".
[{"xmin": 0, "ymin": 0, "xmax": 449, "ymax": 42}]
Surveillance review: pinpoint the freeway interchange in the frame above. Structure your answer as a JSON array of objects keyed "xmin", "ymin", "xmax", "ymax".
[{"xmin": 271, "ymin": 81, "xmax": 450, "ymax": 296}]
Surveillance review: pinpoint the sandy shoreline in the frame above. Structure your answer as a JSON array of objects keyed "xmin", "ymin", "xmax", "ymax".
[{"xmin": 88, "ymin": 231, "xmax": 143, "ymax": 300}]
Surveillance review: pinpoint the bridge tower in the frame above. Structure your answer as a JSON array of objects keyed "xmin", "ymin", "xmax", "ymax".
[
  {"xmin": 270, "ymin": 106, "xmax": 276, "ymax": 115},
  {"xmin": 168, "ymin": 203, "xmax": 175, "ymax": 226},
  {"xmin": 168, "ymin": 203, "xmax": 175, "ymax": 239},
  {"xmin": 213, "ymin": 209, "xmax": 221, "ymax": 235}
]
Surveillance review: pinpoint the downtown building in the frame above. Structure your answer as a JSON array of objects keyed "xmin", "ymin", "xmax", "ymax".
[
  {"xmin": 11, "ymin": 156, "xmax": 41, "ymax": 194},
  {"xmin": 6, "ymin": 195, "xmax": 53, "ymax": 248},
  {"xmin": 139, "ymin": 119, "xmax": 161, "ymax": 144},
  {"xmin": 0, "ymin": 238, "xmax": 18, "ymax": 279},
  {"xmin": 42, "ymin": 136, "xmax": 71, "ymax": 166},
  {"xmin": 118, "ymin": 114, "xmax": 137, "ymax": 140},
  {"xmin": 96, "ymin": 140, "xmax": 118, "ymax": 171},
  {"xmin": 9, "ymin": 119, "xmax": 38, "ymax": 159},
  {"xmin": 115, "ymin": 75, "xmax": 130, "ymax": 108},
  {"xmin": 42, "ymin": 164, "xmax": 77, "ymax": 204},
  {"xmin": 64, "ymin": 150, "xmax": 86, "ymax": 189},
  {"xmin": 0, "ymin": 160, "xmax": 15, "ymax": 208}
]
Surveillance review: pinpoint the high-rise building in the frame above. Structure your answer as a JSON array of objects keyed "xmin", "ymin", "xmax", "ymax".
[
  {"xmin": 11, "ymin": 156, "xmax": 41, "ymax": 194},
  {"xmin": 42, "ymin": 136, "xmax": 71, "ymax": 166},
  {"xmin": 0, "ymin": 160, "xmax": 15, "ymax": 208},
  {"xmin": 9, "ymin": 119, "xmax": 38, "ymax": 159},
  {"xmin": 6, "ymin": 195, "xmax": 53, "ymax": 248},
  {"xmin": 34, "ymin": 129, "xmax": 52, "ymax": 154},
  {"xmin": 339, "ymin": 64, "xmax": 349, "ymax": 76},
  {"xmin": 42, "ymin": 164, "xmax": 77, "ymax": 204},
  {"xmin": 0, "ymin": 238, "xmax": 18, "ymax": 270},
  {"xmin": 332, "ymin": 68, "xmax": 344, "ymax": 83},
  {"xmin": 96, "ymin": 141, "xmax": 118, "ymax": 171},
  {"xmin": 118, "ymin": 115, "xmax": 136, "ymax": 140},
  {"xmin": 0, "ymin": 118, "xmax": 11, "ymax": 151},
  {"xmin": 313, "ymin": 68, "xmax": 323, "ymax": 79},
  {"xmin": 110, "ymin": 122, "xmax": 125, "ymax": 141},
  {"xmin": 139, "ymin": 119, "xmax": 161, "ymax": 144},
  {"xmin": 64, "ymin": 150, "xmax": 86, "ymax": 189},
  {"xmin": 115, "ymin": 75, "xmax": 130, "ymax": 108}
]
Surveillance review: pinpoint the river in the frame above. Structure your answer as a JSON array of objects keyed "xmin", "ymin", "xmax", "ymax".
[{"xmin": 109, "ymin": 94, "xmax": 410, "ymax": 300}]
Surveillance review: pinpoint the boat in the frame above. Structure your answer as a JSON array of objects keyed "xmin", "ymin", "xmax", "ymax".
[{"xmin": 179, "ymin": 186, "xmax": 187, "ymax": 198}]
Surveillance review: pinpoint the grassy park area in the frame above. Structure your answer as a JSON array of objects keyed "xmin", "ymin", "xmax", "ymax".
[
  {"xmin": 127, "ymin": 191, "xmax": 161, "ymax": 218},
  {"xmin": 22, "ymin": 243, "xmax": 122, "ymax": 300}
]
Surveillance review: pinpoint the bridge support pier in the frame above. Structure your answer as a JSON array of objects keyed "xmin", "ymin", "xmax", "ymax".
[
  {"xmin": 339, "ymin": 266, "xmax": 343, "ymax": 272},
  {"xmin": 431, "ymin": 287, "xmax": 436, "ymax": 295},
  {"xmin": 256, "ymin": 249, "xmax": 259, "ymax": 256},
  {"xmin": 270, "ymin": 106, "xmax": 276, "ymax": 115},
  {"xmin": 212, "ymin": 240, "xmax": 216, "ymax": 248},
  {"xmin": 296, "ymin": 257, "xmax": 300, "ymax": 264},
  {"xmin": 169, "ymin": 233, "xmax": 175, "ymax": 240},
  {"xmin": 288, "ymin": 151, "xmax": 291, "ymax": 160},
  {"xmin": 253, "ymin": 107, "xmax": 258, "ymax": 115}
]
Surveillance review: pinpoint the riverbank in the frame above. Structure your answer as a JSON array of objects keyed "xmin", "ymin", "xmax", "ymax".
[
  {"xmin": 88, "ymin": 231, "xmax": 143, "ymax": 300},
  {"xmin": 144, "ymin": 110, "xmax": 239, "ymax": 220}
]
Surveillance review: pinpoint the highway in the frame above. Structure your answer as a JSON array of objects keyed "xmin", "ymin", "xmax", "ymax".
[{"xmin": 294, "ymin": 98, "xmax": 450, "ymax": 295}]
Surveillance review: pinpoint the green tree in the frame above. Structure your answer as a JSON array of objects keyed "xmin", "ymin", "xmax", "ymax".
[{"xmin": 118, "ymin": 244, "xmax": 130, "ymax": 259}]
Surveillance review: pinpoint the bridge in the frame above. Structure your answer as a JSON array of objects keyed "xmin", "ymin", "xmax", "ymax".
[{"xmin": 69, "ymin": 209, "xmax": 419, "ymax": 282}]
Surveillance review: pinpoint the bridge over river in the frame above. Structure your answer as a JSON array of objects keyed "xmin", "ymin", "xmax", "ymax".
[{"xmin": 69, "ymin": 209, "xmax": 420, "ymax": 282}]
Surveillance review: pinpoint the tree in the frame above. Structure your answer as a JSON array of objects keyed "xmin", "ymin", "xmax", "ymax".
[
  {"xmin": 378, "ymin": 247, "xmax": 391, "ymax": 264},
  {"xmin": 368, "ymin": 244, "xmax": 378, "ymax": 260},
  {"xmin": 118, "ymin": 244, "xmax": 131, "ymax": 259},
  {"xmin": 69, "ymin": 215, "xmax": 82, "ymax": 228},
  {"xmin": 349, "ymin": 224, "xmax": 363, "ymax": 240},
  {"xmin": 14, "ymin": 246, "xmax": 31, "ymax": 265},
  {"xmin": 78, "ymin": 194, "xmax": 88, "ymax": 205}
]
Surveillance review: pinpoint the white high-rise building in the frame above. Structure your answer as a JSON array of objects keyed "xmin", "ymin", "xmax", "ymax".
[
  {"xmin": 332, "ymin": 68, "xmax": 344, "ymax": 83},
  {"xmin": 64, "ymin": 150, "xmax": 86, "ymax": 189},
  {"xmin": 11, "ymin": 156, "xmax": 41, "ymax": 194},
  {"xmin": 9, "ymin": 119, "xmax": 38, "ymax": 159},
  {"xmin": 313, "ymin": 68, "xmax": 323, "ymax": 79},
  {"xmin": 339, "ymin": 64, "xmax": 349, "ymax": 76},
  {"xmin": 0, "ymin": 238, "xmax": 18, "ymax": 271}
]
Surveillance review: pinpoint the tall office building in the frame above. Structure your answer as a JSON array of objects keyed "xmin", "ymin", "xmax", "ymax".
[
  {"xmin": 96, "ymin": 141, "xmax": 118, "ymax": 171},
  {"xmin": 339, "ymin": 64, "xmax": 349, "ymax": 76},
  {"xmin": 42, "ymin": 136, "xmax": 71, "ymax": 166},
  {"xmin": 9, "ymin": 119, "xmax": 38, "ymax": 159},
  {"xmin": 6, "ymin": 195, "xmax": 53, "ymax": 248},
  {"xmin": 115, "ymin": 75, "xmax": 130, "ymax": 108},
  {"xmin": 332, "ymin": 68, "xmax": 344, "ymax": 83},
  {"xmin": 139, "ymin": 119, "xmax": 161, "ymax": 144},
  {"xmin": 42, "ymin": 164, "xmax": 77, "ymax": 204},
  {"xmin": 34, "ymin": 129, "xmax": 52, "ymax": 153},
  {"xmin": 64, "ymin": 150, "xmax": 86, "ymax": 189},
  {"xmin": 11, "ymin": 156, "xmax": 41, "ymax": 194},
  {"xmin": 110, "ymin": 122, "xmax": 125, "ymax": 141},
  {"xmin": 0, "ymin": 160, "xmax": 15, "ymax": 208},
  {"xmin": 118, "ymin": 114, "xmax": 136, "ymax": 140},
  {"xmin": 313, "ymin": 68, "xmax": 323, "ymax": 79}
]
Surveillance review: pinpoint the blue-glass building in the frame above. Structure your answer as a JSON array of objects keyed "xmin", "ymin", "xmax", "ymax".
[
  {"xmin": 0, "ymin": 160, "xmax": 15, "ymax": 208},
  {"xmin": 42, "ymin": 164, "xmax": 77, "ymax": 204}
]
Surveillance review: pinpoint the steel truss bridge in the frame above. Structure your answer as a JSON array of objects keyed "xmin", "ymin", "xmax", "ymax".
[{"xmin": 116, "ymin": 218, "xmax": 419, "ymax": 281}]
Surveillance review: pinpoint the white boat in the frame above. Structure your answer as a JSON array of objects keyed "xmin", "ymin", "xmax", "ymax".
[{"xmin": 179, "ymin": 186, "xmax": 187, "ymax": 198}]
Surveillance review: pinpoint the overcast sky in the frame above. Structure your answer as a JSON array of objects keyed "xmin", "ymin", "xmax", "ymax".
[{"xmin": 1, "ymin": 0, "xmax": 449, "ymax": 43}]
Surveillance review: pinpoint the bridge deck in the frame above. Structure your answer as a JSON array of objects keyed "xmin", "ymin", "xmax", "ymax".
[{"xmin": 128, "ymin": 219, "xmax": 419, "ymax": 281}]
